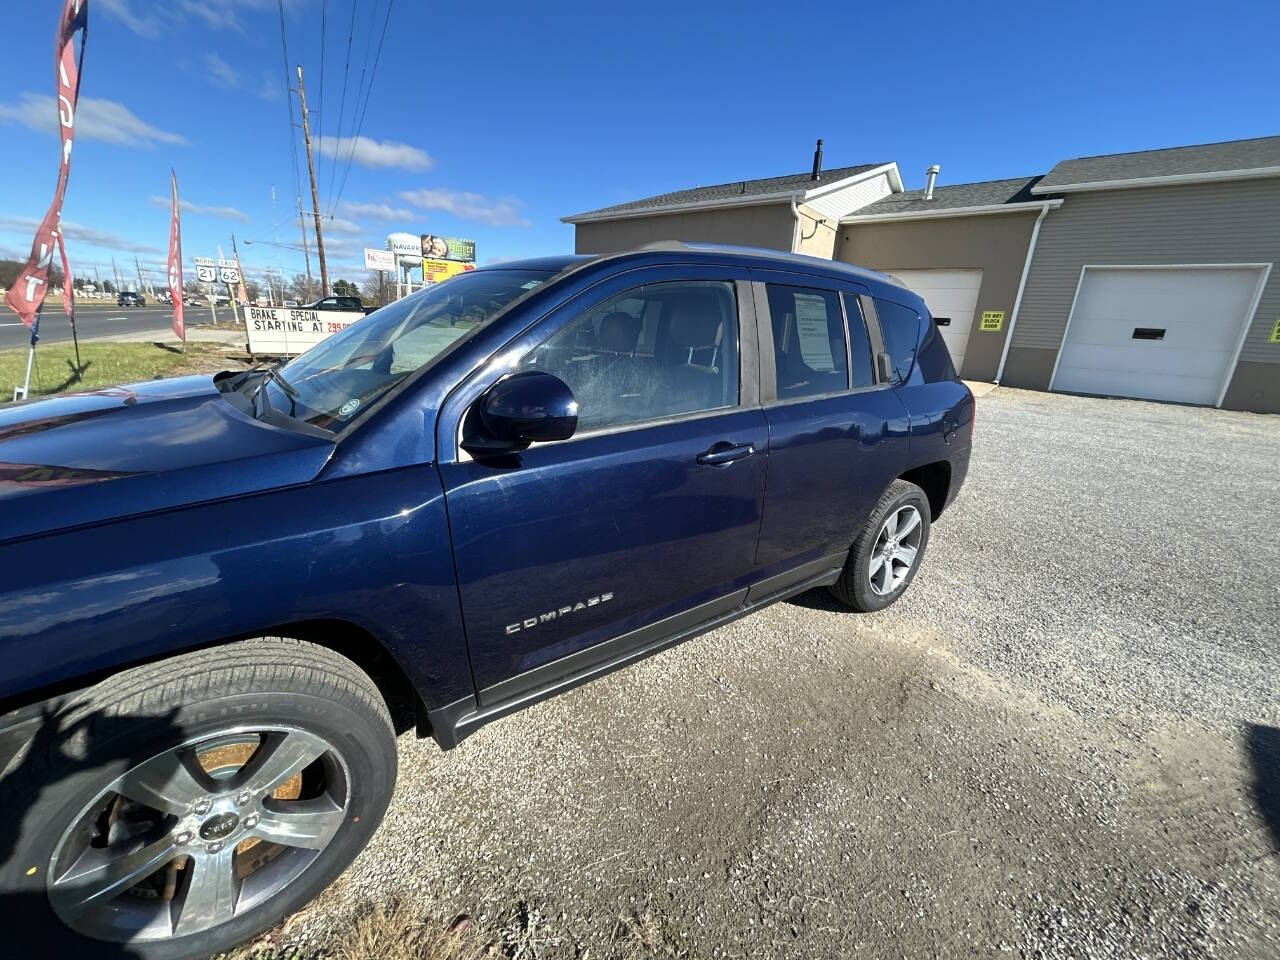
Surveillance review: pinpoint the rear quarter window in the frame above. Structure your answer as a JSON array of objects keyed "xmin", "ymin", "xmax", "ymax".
[{"xmin": 873, "ymin": 298, "xmax": 922, "ymax": 384}]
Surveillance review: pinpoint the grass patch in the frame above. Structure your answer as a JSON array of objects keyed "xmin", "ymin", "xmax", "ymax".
[{"xmin": 0, "ymin": 341, "xmax": 244, "ymax": 400}]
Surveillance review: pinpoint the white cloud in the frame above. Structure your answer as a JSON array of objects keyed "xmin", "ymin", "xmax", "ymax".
[
  {"xmin": 178, "ymin": 0, "xmax": 296, "ymax": 32},
  {"xmin": 0, "ymin": 93, "xmax": 187, "ymax": 148},
  {"xmin": 203, "ymin": 52, "xmax": 241, "ymax": 89},
  {"xmin": 399, "ymin": 189, "xmax": 531, "ymax": 228},
  {"xmin": 147, "ymin": 195, "xmax": 251, "ymax": 223},
  {"xmin": 317, "ymin": 135, "xmax": 432, "ymax": 172},
  {"xmin": 99, "ymin": 0, "xmax": 163, "ymax": 38},
  {"xmin": 0, "ymin": 215, "xmax": 162, "ymax": 255},
  {"xmin": 323, "ymin": 217, "xmax": 364, "ymax": 236},
  {"xmin": 338, "ymin": 200, "xmax": 415, "ymax": 222}
]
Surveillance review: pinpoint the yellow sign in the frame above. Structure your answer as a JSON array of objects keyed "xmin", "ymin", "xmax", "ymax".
[
  {"xmin": 980, "ymin": 310, "xmax": 1005, "ymax": 331},
  {"xmin": 422, "ymin": 258, "xmax": 475, "ymax": 284},
  {"xmin": 1270, "ymin": 316, "xmax": 1280, "ymax": 344}
]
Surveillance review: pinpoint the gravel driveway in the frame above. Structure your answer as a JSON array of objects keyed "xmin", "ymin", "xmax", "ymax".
[{"xmin": 285, "ymin": 387, "xmax": 1280, "ymax": 959}]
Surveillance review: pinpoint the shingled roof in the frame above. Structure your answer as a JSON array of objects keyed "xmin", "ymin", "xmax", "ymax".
[
  {"xmin": 563, "ymin": 163, "xmax": 887, "ymax": 222},
  {"xmin": 848, "ymin": 175, "xmax": 1054, "ymax": 218},
  {"xmin": 1033, "ymin": 135, "xmax": 1280, "ymax": 192}
]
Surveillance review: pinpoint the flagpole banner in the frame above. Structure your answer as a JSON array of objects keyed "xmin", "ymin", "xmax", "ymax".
[
  {"xmin": 167, "ymin": 168, "xmax": 185, "ymax": 340},
  {"xmin": 3, "ymin": 0, "xmax": 88, "ymax": 329}
]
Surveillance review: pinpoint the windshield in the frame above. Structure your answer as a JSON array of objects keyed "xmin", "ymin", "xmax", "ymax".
[{"xmin": 252, "ymin": 268, "xmax": 553, "ymax": 431}]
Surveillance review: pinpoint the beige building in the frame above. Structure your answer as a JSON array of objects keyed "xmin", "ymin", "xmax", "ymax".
[{"xmin": 563, "ymin": 136, "xmax": 1280, "ymax": 413}]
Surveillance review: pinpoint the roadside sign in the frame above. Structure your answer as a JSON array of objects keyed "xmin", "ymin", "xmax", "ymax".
[
  {"xmin": 980, "ymin": 310, "xmax": 1005, "ymax": 331},
  {"xmin": 420, "ymin": 235, "xmax": 475, "ymax": 263},
  {"xmin": 217, "ymin": 259, "xmax": 240, "ymax": 285},
  {"xmin": 1269, "ymin": 316, "xmax": 1280, "ymax": 344},
  {"xmin": 193, "ymin": 256, "xmax": 217, "ymax": 283},
  {"xmin": 422, "ymin": 258, "xmax": 475, "ymax": 285},
  {"xmin": 246, "ymin": 305, "xmax": 366, "ymax": 356},
  {"xmin": 364, "ymin": 247, "xmax": 395, "ymax": 272}
]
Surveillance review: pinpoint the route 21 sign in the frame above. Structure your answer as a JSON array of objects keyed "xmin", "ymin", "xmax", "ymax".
[{"xmin": 194, "ymin": 256, "xmax": 240, "ymax": 285}]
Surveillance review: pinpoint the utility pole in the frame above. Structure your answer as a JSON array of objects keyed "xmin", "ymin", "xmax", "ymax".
[
  {"xmin": 134, "ymin": 255, "xmax": 145, "ymax": 296},
  {"xmin": 111, "ymin": 256, "xmax": 121, "ymax": 293},
  {"xmin": 295, "ymin": 64, "xmax": 328, "ymax": 297},
  {"xmin": 296, "ymin": 194, "xmax": 314, "ymax": 300}
]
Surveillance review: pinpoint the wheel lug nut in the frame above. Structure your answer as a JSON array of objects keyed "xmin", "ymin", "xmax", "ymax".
[
  {"xmin": 236, "ymin": 790, "xmax": 252, "ymax": 806},
  {"xmin": 193, "ymin": 799, "xmax": 212, "ymax": 815},
  {"xmin": 175, "ymin": 831, "xmax": 192, "ymax": 845},
  {"xmin": 243, "ymin": 814, "xmax": 260, "ymax": 829},
  {"xmin": 207, "ymin": 841, "xmax": 224, "ymax": 854}
]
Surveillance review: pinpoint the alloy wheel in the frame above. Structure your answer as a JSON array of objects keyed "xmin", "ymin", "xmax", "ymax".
[
  {"xmin": 867, "ymin": 504, "xmax": 923, "ymax": 596},
  {"xmin": 47, "ymin": 725, "xmax": 349, "ymax": 943}
]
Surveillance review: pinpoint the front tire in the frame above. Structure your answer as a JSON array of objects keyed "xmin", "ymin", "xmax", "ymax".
[
  {"xmin": 829, "ymin": 479, "xmax": 932, "ymax": 612},
  {"xmin": 0, "ymin": 638, "xmax": 397, "ymax": 960}
]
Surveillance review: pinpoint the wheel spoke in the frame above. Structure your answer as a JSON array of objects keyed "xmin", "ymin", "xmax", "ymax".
[
  {"xmin": 173, "ymin": 847, "xmax": 239, "ymax": 937},
  {"xmin": 253, "ymin": 797, "xmax": 346, "ymax": 851},
  {"xmin": 878, "ymin": 557, "xmax": 895, "ymax": 592},
  {"xmin": 112, "ymin": 749, "xmax": 210, "ymax": 816},
  {"xmin": 236, "ymin": 731, "xmax": 327, "ymax": 795},
  {"xmin": 894, "ymin": 543, "xmax": 918, "ymax": 568},
  {"xmin": 52, "ymin": 834, "xmax": 180, "ymax": 915},
  {"xmin": 896, "ymin": 509, "xmax": 921, "ymax": 538},
  {"xmin": 883, "ymin": 511, "xmax": 898, "ymax": 538},
  {"xmin": 868, "ymin": 553, "xmax": 885, "ymax": 577}
]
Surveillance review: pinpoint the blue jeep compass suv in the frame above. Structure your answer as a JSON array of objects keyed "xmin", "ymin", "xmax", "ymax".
[{"xmin": 0, "ymin": 243, "xmax": 972, "ymax": 957}]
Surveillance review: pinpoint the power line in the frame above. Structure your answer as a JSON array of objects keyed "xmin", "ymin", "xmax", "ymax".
[
  {"xmin": 330, "ymin": 0, "xmax": 395, "ymax": 217},
  {"xmin": 324, "ymin": 0, "xmax": 358, "ymax": 208},
  {"xmin": 316, "ymin": 0, "xmax": 328, "ymax": 176}
]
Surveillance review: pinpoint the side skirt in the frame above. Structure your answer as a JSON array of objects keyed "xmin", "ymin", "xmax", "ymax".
[{"xmin": 426, "ymin": 552, "xmax": 845, "ymax": 749}]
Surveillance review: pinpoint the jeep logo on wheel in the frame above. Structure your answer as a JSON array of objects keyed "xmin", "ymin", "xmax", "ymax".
[{"xmin": 199, "ymin": 813, "xmax": 240, "ymax": 842}]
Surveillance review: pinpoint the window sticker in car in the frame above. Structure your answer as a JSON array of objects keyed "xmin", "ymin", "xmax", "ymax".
[{"xmin": 793, "ymin": 293, "xmax": 835, "ymax": 372}]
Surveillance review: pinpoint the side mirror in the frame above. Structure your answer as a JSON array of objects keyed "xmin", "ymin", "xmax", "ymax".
[{"xmin": 463, "ymin": 370, "xmax": 578, "ymax": 455}]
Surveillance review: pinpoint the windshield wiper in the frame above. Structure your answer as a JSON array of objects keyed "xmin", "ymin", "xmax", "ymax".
[{"xmin": 253, "ymin": 361, "xmax": 299, "ymax": 418}]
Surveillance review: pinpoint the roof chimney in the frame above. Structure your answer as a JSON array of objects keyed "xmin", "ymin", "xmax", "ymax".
[
  {"xmin": 924, "ymin": 164, "xmax": 940, "ymax": 200},
  {"xmin": 811, "ymin": 139, "xmax": 824, "ymax": 181}
]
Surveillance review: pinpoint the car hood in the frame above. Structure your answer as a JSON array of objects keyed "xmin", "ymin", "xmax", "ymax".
[{"xmin": 0, "ymin": 375, "xmax": 335, "ymax": 543}]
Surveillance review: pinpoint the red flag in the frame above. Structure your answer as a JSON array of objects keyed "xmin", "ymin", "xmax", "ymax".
[
  {"xmin": 3, "ymin": 0, "xmax": 88, "ymax": 330},
  {"xmin": 167, "ymin": 169, "xmax": 185, "ymax": 341}
]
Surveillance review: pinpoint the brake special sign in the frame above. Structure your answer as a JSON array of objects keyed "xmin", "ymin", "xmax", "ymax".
[{"xmin": 245, "ymin": 306, "xmax": 366, "ymax": 356}]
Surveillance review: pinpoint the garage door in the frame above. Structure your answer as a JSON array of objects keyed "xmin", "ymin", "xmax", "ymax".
[
  {"xmin": 883, "ymin": 269, "xmax": 982, "ymax": 376},
  {"xmin": 1051, "ymin": 266, "xmax": 1263, "ymax": 406}
]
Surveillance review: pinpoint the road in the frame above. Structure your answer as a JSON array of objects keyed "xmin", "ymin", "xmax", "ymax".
[{"xmin": 0, "ymin": 306, "xmax": 213, "ymax": 349}]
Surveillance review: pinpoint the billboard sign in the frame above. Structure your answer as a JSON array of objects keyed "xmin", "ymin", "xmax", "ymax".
[
  {"xmin": 422, "ymin": 258, "xmax": 476, "ymax": 285},
  {"xmin": 420, "ymin": 235, "xmax": 475, "ymax": 263},
  {"xmin": 245, "ymin": 305, "xmax": 366, "ymax": 356},
  {"xmin": 364, "ymin": 247, "xmax": 395, "ymax": 272}
]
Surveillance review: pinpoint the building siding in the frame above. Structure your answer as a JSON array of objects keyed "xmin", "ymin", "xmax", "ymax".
[
  {"xmin": 1008, "ymin": 179, "xmax": 1280, "ymax": 405},
  {"xmin": 836, "ymin": 211, "xmax": 1040, "ymax": 381},
  {"xmin": 572, "ymin": 203, "xmax": 796, "ymax": 255}
]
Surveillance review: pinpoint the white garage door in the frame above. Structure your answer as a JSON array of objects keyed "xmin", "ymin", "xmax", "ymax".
[
  {"xmin": 883, "ymin": 269, "xmax": 982, "ymax": 376},
  {"xmin": 1052, "ymin": 266, "xmax": 1264, "ymax": 406}
]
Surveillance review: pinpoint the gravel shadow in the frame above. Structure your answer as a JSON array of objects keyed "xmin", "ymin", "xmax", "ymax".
[{"xmin": 1247, "ymin": 724, "xmax": 1280, "ymax": 853}]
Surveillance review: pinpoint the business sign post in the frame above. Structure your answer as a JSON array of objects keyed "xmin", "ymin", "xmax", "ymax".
[
  {"xmin": 245, "ymin": 304, "xmax": 366, "ymax": 356},
  {"xmin": 364, "ymin": 248, "xmax": 395, "ymax": 272}
]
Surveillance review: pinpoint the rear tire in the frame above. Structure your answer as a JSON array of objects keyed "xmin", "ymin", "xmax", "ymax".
[
  {"xmin": 829, "ymin": 479, "xmax": 932, "ymax": 612},
  {"xmin": 0, "ymin": 637, "xmax": 397, "ymax": 960}
]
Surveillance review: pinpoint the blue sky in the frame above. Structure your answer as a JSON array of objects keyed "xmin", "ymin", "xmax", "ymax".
[{"xmin": 0, "ymin": 0, "xmax": 1275, "ymax": 291}]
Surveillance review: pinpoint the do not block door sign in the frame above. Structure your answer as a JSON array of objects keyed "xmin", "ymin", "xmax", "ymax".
[{"xmin": 980, "ymin": 311, "xmax": 1005, "ymax": 331}]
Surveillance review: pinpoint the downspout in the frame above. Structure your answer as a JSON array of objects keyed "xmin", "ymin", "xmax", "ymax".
[
  {"xmin": 995, "ymin": 200, "xmax": 1052, "ymax": 384},
  {"xmin": 790, "ymin": 193, "xmax": 802, "ymax": 252}
]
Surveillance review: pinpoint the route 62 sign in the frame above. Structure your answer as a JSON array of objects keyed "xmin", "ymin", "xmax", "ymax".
[{"xmin": 218, "ymin": 261, "xmax": 241, "ymax": 284}]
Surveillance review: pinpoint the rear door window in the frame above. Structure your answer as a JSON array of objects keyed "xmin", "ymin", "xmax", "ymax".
[
  {"xmin": 873, "ymin": 298, "xmax": 921, "ymax": 384},
  {"xmin": 842, "ymin": 294, "xmax": 875, "ymax": 389},
  {"xmin": 764, "ymin": 285, "xmax": 847, "ymax": 400}
]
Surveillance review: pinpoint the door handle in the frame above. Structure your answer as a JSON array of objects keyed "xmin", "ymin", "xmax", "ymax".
[{"xmin": 696, "ymin": 442, "xmax": 755, "ymax": 466}]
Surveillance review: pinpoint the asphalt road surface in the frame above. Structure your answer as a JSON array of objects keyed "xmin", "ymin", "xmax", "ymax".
[{"xmin": 0, "ymin": 306, "xmax": 193, "ymax": 349}]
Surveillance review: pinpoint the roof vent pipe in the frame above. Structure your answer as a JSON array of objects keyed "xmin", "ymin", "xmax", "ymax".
[
  {"xmin": 924, "ymin": 164, "xmax": 940, "ymax": 200},
  {"xmin": 811, "ymin": 139, "xmax": 823, "ymax": 181}
]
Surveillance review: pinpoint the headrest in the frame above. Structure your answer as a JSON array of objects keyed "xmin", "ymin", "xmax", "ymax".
[
  {"xmin": 666, "ymin": 289, "xmax": 726, "ymax": 349},
  {"xmin": 598, "ymin": 311, "xmax": 641, "ymax": 354}
]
